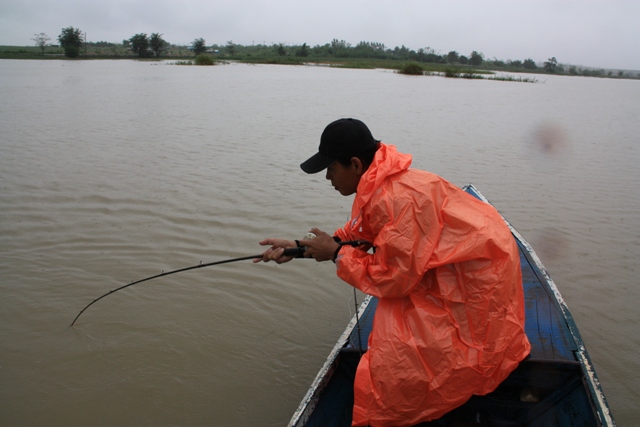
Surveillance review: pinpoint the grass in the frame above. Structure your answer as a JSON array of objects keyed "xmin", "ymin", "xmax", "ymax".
[
  {"xmin": 242, "ymin": 56, "xmax": 305, "ymax": 65},
  {"xmin": 443, "ymin": 67, "xmax": 488, "ymax": 79},
  {"xmin": 441, "ymin": 67, "xmax": 539, "ymax": 83},
  {"xmin": 332, "ymin": 61, "xmax": 378, "ymax": 69},
  {"xmin": 0, "ymin": 44, "xmax": 195, "ymax": 59},
  {"xmin": 488, "ymin": 74, "xmax": 540, "ymax": 83}
]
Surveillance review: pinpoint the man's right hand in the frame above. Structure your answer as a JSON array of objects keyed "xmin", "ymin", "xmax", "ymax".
[{"xmin": 253, "ymin": 238, "xmax": 298, "ymax": 264}]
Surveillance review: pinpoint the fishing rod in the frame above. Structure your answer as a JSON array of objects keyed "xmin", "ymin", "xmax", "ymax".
[{"xmin": 70, "ymin": 240, "xmax": 369, "ymax": 326}]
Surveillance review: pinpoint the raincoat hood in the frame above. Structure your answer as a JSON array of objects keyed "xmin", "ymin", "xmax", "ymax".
[{"xmin": 356, "ymin": 143, "xmax": 412, "ymax": 207}]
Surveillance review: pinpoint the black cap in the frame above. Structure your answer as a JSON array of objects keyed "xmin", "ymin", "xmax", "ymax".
[{"xmin": 300, "ymin": 118, "xmax": 378, "ymax": 174}]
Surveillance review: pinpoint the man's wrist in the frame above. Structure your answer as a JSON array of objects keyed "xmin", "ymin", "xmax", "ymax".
[{"xmin": 331, "ymin": 243, "xmax": 342, "ymax": 263}]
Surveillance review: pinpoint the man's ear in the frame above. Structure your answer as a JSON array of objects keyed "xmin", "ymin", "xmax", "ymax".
[{"xmin": 350, "ymin": 157, "xmax": 364, "ymax": 175}]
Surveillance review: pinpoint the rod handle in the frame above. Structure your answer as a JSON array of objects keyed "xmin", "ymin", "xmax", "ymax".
[{"xmin": 283, "ymin": 246, "xmax": 306, "ymax": 257}]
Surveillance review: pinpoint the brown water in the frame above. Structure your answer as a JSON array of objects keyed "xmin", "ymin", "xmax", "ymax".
[{"xmin": 1, "ymin": 60, "xmax": 638, "ymax": 426}]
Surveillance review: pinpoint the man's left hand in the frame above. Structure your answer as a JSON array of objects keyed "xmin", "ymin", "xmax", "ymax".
[{"xmin": 299, "ymin": 228, "xmax": 341, "ymax": 262}]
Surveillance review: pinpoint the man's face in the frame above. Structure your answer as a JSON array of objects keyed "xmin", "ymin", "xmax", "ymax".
[{"xmin": 325, "ymin": 160, "xmax": 361, "ymax": 196}]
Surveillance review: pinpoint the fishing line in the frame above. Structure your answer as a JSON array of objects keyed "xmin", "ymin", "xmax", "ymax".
[
  {"xmin": 353, "ymin": 287, "xmax": 363, "ymax": 355},
  {"xmin": 70, "ymin": 240, "xmax": 369, "ymax": 326}
]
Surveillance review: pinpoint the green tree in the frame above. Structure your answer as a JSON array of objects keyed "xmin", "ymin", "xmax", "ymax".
[
  {"xmin": 31, "ymin": 32, "xmax": 51, "ymax": 54},
  {"xmin": 129, "ymin": 33, "xmax": 150, "ymax": 58},
  {"xmin": 523, "ymin": 58, "xmax": 537, "ymax": 69},
  {"xmin": 295, "ymin": 43, "xmax": 309, "ymax": 57},
  {"xmin": 224, "ymin": 40, "xmax": 235, "ymax": 55},
  {"xmin": 544, "ymin": 57, "xmax": 559, "ymax": 73},
  {"xmin": 330, "ymin": 39, "xmax": 351, "ymax": 57},
  {"xmin": 276, "ymin": 43, "xmax": 286, "ymax": 56},
  {"xmin": 149, "ymin": 33, "xmax": 167, "ymax": 57},
  {"xmin": 192, "ymin": 38, "xmax": 207, "ymax": 55},
  {"xmin": 446, "ymin": 51, "xmax": 459, "ymax": 64},
  {"xmin": 393, "ymin": 45, "xmax": 413, "ymax": 60},
  {"xmin": 58, "ymin": 26, "xmax": 83, "ymax": 58},
  {"xmin": 469, "ymin": 51, "xmax": 483, "ymax": 66},
  {"xmin": 544, "ymin": 56, "xmax": 562, "ymax": 73},
  {"xmin": 353, "ymin": 41, "xmax": 386, "ymax": 59}
]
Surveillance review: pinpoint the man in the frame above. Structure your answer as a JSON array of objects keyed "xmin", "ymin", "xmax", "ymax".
[{"xmin": 256, "ymin": 118, "xmax": 530, "ymax": 426}]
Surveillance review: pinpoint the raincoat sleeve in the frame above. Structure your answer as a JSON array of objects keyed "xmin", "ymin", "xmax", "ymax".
[
  {"xmin": 334, "ymin": 178, "xmax": 448, "ymax": 298},
  {"xmin": 334, "ymin": 177, "xmax": 513, "ymax": 299}
]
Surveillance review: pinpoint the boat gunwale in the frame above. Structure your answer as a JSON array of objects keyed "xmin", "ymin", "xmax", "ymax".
[{"xmin": 288, "ymin": 295, "xmax": 374, "ymax": 427}]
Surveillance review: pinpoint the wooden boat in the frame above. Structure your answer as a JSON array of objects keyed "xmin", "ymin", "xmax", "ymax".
[{"xmin": 289, "ymin": 184, "xmax": 615, "ymax": 427}]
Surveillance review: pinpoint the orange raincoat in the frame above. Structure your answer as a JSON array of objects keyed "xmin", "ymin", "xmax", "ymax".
[{"xmin": 333, "ymin": 144, "xmax": 531, "ymax": 427}]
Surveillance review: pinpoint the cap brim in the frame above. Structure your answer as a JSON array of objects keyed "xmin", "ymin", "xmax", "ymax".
[{"xmin": 300, "ymin": 152, "xmax": 335, "ymax": 174}]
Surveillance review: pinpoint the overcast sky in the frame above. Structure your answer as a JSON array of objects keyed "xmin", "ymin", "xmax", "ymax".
[{"xmin": 1, "ymin": 0, "xmax": 638, "ymax": 70}]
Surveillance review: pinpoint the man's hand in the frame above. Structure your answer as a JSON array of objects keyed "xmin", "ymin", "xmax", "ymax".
[
  {"xmin": 299, "ymin": 228, "xmax": 341, "ymax": 262},
  {"xmin": 253, "ymin": 238, "xmax": 297, "ymax": 264}
]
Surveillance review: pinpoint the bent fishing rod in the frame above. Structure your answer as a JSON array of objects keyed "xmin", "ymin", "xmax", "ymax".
[{"xmin": 70, "ymin": 240, "xmax": 369, "ymax": 326}]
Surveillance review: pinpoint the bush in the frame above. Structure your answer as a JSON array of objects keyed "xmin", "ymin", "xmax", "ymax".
[
  {"xmin": 195, "ymin": 53, "xmax": 215, "ymax": 65},
  {"xmin": 64, "ymin": 45, "xmax": 79, "ymax": 58},
  {"xmin": 398, "ymin": 62, "xmax": 423, "ymax": 75},
  {"xmin": 444, "ymin": 67, "xmax": 459, "ymax": 78}
]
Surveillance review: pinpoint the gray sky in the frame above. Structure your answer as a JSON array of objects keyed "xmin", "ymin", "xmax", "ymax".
[{"xmin": 2, "ymin": 0, "xmax": 639, "ymax": 70}]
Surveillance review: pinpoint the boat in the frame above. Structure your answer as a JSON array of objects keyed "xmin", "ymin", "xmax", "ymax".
[{"xmin": 288, "ymin": 184, "xmax": 615, "ymax": 427}]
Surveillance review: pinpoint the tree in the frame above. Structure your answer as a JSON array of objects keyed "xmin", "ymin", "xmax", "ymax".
[
  {"xmin": 330, "ymin": 39, "xmax": 351, "ymax": 57},
  {"xmin": 469, "ymin": 51, "xmax": 483, "ymax": 66},
  {"xmin": 129, "ymin": 33, "xmax": 150, "ymax": 58},
  {"xmin": 295, "ymin": 43, "xmax": 309, "ymax": 57},
  {"xmin": 32, "ymin": 33, "xmax": 51, "ymax": 54},
  {"xmin": 225, "ymin": 40, "xmax": 236, "ymax": 55},
  {"xmin": 544, "ymin": 57, "xmax": 559, "ymax": 73},
  {"xmin": 393, "ymin": 45, "xmax": 414, "ymax": 60},
  {"xmin": 58, "ymin": 26, "xmax": 83, "ymax": 58},
  {"xmin": 523, "ymin": 58, "xmax": 537, "ymax": 69},
  {"xmin": 192, "ymin": 38, "xmax": 207, "ymax": 55},
  {"xmin": 276, "ymin": 43, "xmax": 286, "ymax": 56},
  {"xmin": 353, "ymin": 41, "xmax": 386, "ymax": 59},
  {"xmin": 149, "ymin": 33, "xmax": 168, "ymax": 57},
  {"xmin": 446, "ymin": 51, "xmax": 459, "ymax": 64}
]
